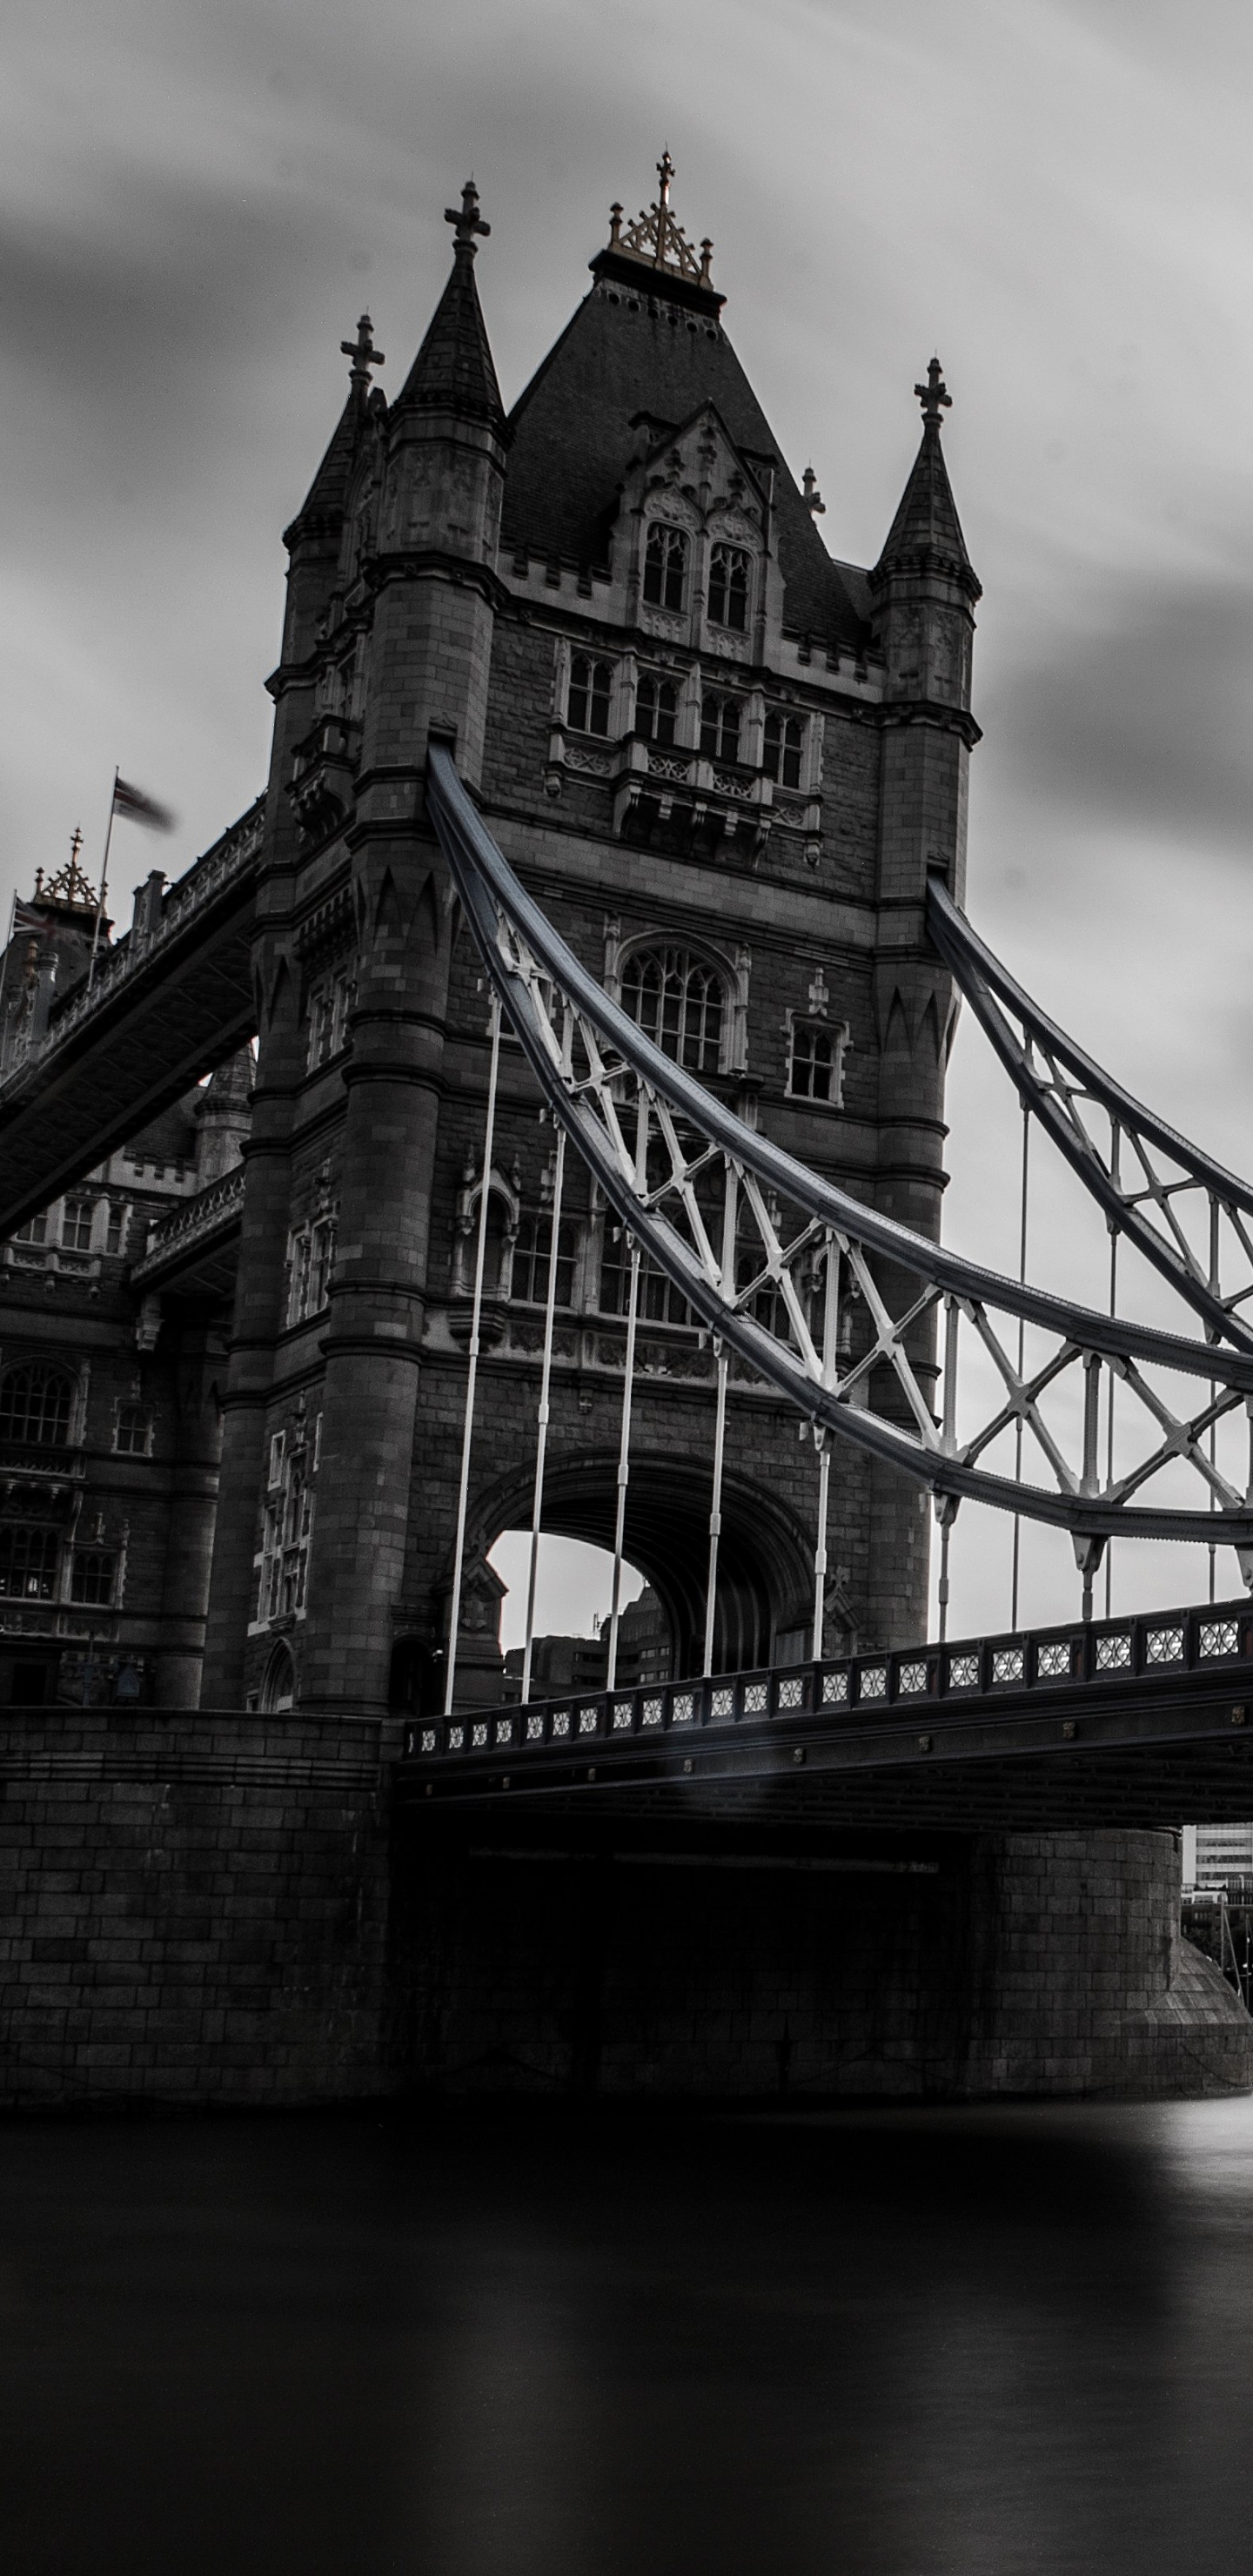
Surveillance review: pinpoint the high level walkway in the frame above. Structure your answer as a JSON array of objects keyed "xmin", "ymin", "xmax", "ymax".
[{"xmin": 0, "ymin": 797, "xmax": 262, "ymax": 1236}]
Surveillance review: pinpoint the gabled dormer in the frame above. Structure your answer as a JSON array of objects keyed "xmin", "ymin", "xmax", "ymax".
[{"xmin": 613, "ymin": 402, "xmax": 785, "ymax": 662}]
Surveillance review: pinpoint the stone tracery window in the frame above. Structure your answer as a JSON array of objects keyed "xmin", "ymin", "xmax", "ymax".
[
  {"xmin": 636, "ymin": 674, "xmax": 678, "ymax": 748},
  {"xmin": 787, "ymin": 1016, "xmax": 847, "ymax": 1107},
  {"xmin": 61, "ymin": 1196, "xmax": 95, "ymax": 1252},
  {"xmin": 763, "ymin": 712, "xmax": 803, "ymax": 789},
  {"xmin": 566, "ymin": 654, "xmax": 613, "ymax": 737},
  {"xmin": 0, "ymin": 1524, "xmax": 60, "ymax": 1600},
  {"xmin": 0, "ymin": 1362, "xmax": 72, "ymax": 1446},
  {"xmin": 307, "ymin": 966, "xmax": 356, "ymax": 1071},
  {"xmin": 114, "ymin": 1404, "xmax": 152, "ymax": 1457},
  {"xmin": 620, "ymin": 946, "xmax": 726, "ymax": 1075},
  {"xmin": 511, "ymin": 1211, "xmax": 577, "ymax": 1310},
  {"xmin": 643, "ymin": 522, "xmax": 687, "ymax": 612},
  {"xmin": 71, "ymin": 1548, "xmax": 116, "ymax": 1607},
  {"xmin": 285, "ymin": 1214, "xmax": 338, "ymax": 1326},
  {"xmin": 700, "ymin": 693, "xmax": 741, "ymax": 764},
  {"xmin": 707, "ymin": 543, "xmax": 750, "ymax": 633},
  {"xmin": 599, "ymin": 1230, "xmax": 693, "ymax": 1328}
]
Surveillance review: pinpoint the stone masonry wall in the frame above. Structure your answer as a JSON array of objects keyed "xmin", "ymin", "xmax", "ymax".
[{"xmin": 0, "ymin": 1708, "xmax": 396, "ymax": 2108}]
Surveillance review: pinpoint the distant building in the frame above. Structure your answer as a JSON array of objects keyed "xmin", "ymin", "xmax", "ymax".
[
  {"xmin": 502, "ymin": 1585, "xmax": 672, "ymax": 1701},
  {"xmin": 1184, "ymin": 1823, "xmax": 1253, "ymax": 1889},
  {"xmin": 613, "ymin": 1587, "xmax": 671, "ymax": 1687}
]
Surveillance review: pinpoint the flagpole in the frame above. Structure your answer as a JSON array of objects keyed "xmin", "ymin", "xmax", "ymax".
[
  {"xmin": 0, "ymin": 889, "xmax": 17, "ymax": 1061},
  {"xmin": 88, "ymin": 769, "xmax": 117, "ymax": 990}
]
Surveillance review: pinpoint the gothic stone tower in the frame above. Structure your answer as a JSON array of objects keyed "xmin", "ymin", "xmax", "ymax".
[{"xmin": 200, "ymin": 163, "xmax": 979, "ymax": 1720}]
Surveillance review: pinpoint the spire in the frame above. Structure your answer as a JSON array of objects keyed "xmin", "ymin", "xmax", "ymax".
[
  {"xmin": 393, "ymin": 178, "xmax": 504, "ymax": 427},
  {"xmin": 340, "ymin": 312, "xmax": 385, "ymax": 412},
  {"xmin": 874, "ymin": 358, "xmax": 979, "ymax": 596},
  {"xmin": 285, "ymin": 390, "xmax": 362, "ymax": 548}
]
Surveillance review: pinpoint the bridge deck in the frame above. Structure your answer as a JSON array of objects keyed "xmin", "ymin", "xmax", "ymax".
[{"xmin": 399, "ymin": 1597, "xmax": 1253, "ymax": 1831}]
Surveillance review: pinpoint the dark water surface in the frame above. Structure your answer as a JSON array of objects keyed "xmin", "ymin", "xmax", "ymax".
[{"xmin": 4, "ymin": 2098, "xmax": 1253, "ymax": 2573}]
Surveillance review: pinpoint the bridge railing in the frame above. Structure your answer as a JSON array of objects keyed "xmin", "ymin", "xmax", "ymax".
[{"xmin": 405, "ymin": 1598, "xmax": 1253, "ymax": 1768}]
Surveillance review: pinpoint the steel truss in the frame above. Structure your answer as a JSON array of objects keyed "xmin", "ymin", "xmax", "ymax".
[
  {"xmin": 928, "ymin": 874, "xmax": 1253, "ymax": 1355},
  {"xmin": 428, "ymin": 748, "xmax": 1253, "ymax": 1568}
]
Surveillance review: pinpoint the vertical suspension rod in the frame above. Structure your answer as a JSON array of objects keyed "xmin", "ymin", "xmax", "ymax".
[
  {"xmin": 702, "ymin": 1162, "xmax": 739, "ymax": 1680},
  {"xmin": 520, "ymin": 1094, "xmax": 568, "ymax": 1706},
  {"xmin": 938, "ymin": 1296, "xmax": 960, "ymax": 1645},
  {"xmin": 606, "ymin": 1087, "xmax": 647, "ymax": 1694},
  {"xmin": 1010, "ymin": 1103, "xmax": 1029, "ymax": 1632},
  {"xmin": 606, "ymin": 1244, "xmax": 640, "ymax": 1692},
  {"xmin": 811, "ymin": 1231, "xmax": 841, "ymax": 1662},
  {"xmin": 444, "ymin": 995, "xmax": 503, "ymax": 1716},
  {"xmin": 1105, "ymin": 1205, "xmax": 1117, "ymax": 1619},
  {"xmin": 1209, "ymin": 1191, "xmax": 1219, "ymax": 1606}
]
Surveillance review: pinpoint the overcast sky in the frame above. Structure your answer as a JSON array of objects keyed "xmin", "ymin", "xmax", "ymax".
[{"xmin": 7, "ymin": 0, "xmax": 1253, "ymax": 1640}]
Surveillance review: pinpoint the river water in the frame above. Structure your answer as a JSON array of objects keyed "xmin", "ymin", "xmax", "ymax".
[{"xmin": 4, "ymin": 2097, "xmax": 1253, "ymax": 2572}]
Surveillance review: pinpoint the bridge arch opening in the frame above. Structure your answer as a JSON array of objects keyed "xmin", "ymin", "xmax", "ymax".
[{"xmin": 470, "ymin": 1451, "xmax": 813, "ymax": 1680}]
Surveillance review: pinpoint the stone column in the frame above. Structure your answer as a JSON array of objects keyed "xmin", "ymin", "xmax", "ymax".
[{"xmin": 151, "ymin": 1311, "xmax": 228, "ymax": 1707}]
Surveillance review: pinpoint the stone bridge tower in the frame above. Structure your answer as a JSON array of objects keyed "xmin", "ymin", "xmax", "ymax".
[{"xmin": 201, "ymin": 162, "xmax": 980, "ymax": 1721}]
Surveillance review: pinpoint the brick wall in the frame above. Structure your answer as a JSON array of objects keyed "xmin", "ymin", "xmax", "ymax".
[{"xmin": 0, "ymin": 1708, "xmax": 395, "ymax": 2107}]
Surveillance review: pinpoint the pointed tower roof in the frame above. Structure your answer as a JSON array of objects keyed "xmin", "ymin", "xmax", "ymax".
[
  {"xmin": 501, "ymin": 162, "xmax": 873, "ymax": 646},
  {"xmin": 285, "ymin": 391, "xmax": 360, "ymax": 548},
  {"xmin": 285, "ymin": 314, "xmax": 385, "ymax": 547},
  {"xmin": 874, "ymin": 359, "xmax": 981, "ymax": 597},
  {"xmin": 392, "ymin": 180, "xmax": 505, "ymax": 429}
]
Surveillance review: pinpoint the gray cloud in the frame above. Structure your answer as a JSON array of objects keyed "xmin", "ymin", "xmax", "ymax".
[{"xmin": 987, "ymin": 574, "xmax": 1253, "ymax": 858}]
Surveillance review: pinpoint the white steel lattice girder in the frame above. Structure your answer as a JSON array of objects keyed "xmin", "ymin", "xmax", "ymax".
[{"xmin": 428, "ymin": 747, "xmax": 1253, "ymax": 1558}]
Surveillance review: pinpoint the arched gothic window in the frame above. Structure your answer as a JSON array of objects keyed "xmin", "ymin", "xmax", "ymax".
[
  {"xmin": 700, "ymin": 693, "xmax": 741, "ymax": 763},
  {"xmin": 636, "ymin": 674, "xmax": 677, "ymax": 748},
  {"xmin": 0, "ymin": 1363, "xmax": 72, "ymax": 1446},
  {"xmin": 261, "ymin": 1641, "xmax": 296, "ymax": 1713},
  {"xmin": 643, "ymin": 522, "xmax": 687, "ymax": 612},
  {"xmin": 620, "ymin": 948, "xmax": 726, "ymax": 1075},
  {"xmin": 763, "ymin": 713, "xmax": 803, "ymax": 789},
  {"xmin": 567, "ymin": 655, "xmax": 612, "ymax": 737},
  {"xmin": 708, "ymin": 544, "xmax": 750, "ymax": 632}
]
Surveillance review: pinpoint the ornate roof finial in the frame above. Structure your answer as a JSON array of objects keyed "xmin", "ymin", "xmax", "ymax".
[
  {"xmin": 610, "ymin": 152, "xmax": 713, "ymax": 290},
  {"xmin": 38, "ymin": 828, "xmax": 98, "ymax": 914},
  {"xmin": 445, "ymin": 178, "xmax": 491, "ymax": 256},
  {"xmin": 915, "ymin": 356, "xmax": 952, "ymax": 429},
  {"xmin": 802, "ymin": 466, "xmax": 826, "ymax": 517},
  {"xmin": 340, "ymin": 312, "xmax": 385, "ymax": 396}
]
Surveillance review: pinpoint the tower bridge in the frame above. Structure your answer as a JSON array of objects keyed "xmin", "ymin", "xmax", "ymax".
[{"xmin": 1, "ymin": 165, "xmax": 1250, "ymax": 2109}]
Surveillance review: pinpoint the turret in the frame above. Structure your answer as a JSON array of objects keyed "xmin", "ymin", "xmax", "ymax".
[
  {"xmin": 367, "ymin": 178, "xmax": 508, "ymax": 788},
  {"xmin": 192, "ymin": 1049, "xmax": 252, "ymax": 1186},
  {"xmin": 866, "ymin": 365, "xmax": 982, "ymax": 1642}
]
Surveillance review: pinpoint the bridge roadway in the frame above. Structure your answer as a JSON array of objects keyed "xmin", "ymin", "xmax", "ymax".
[
  {"xmin": 0, "ymin": 797, "xmax": 262, "ymax": 1237},
  {"xmin": 399, "ymin": 1594, "xmax": 1253, "ymax": 1834}
]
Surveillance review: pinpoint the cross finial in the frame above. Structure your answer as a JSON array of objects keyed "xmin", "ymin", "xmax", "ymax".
[
  {"xmin": 69, "ymin": 826, "xmax": 84, "ymax": 869},
  {"xmin": 445, "ymin": 178, "xmax": 491, "ymax": 254},
  {"xmin": 915, "ymin": 356, "xmax": 952, "ymax": 427},
  {"xmin": 340, "ymin": 312, "xmax": 385, "ymax": 393},
  {"xmin": 657, "ymin": 148, "xmax": 675, "ymax": 207}
]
